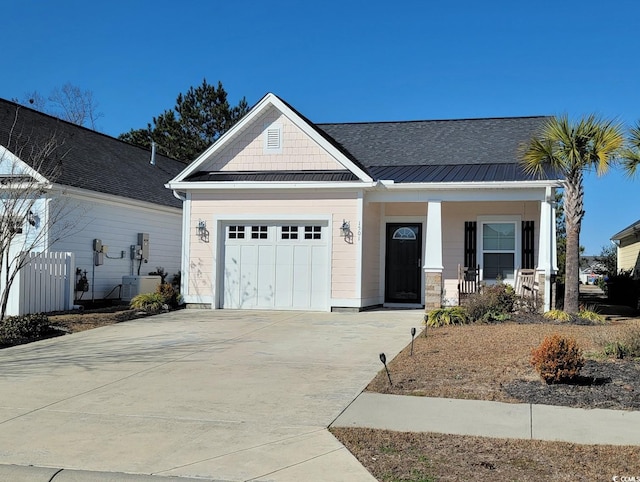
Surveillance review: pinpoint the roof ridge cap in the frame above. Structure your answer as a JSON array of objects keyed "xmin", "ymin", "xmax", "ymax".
[{"xmin": 317, "ymin": 115, "xmax": 551, "ymax": 126}]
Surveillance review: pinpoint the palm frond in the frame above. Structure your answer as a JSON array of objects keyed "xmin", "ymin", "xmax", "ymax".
[
  {"xmin": 621, "ymin": 123, "xmax": 640, "ymax": 178},
  {"xmin": 520, "ymin": 114, "xmax": 624, "ymax": 178}
]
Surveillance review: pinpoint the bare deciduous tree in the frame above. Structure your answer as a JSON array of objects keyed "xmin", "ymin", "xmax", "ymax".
[
  {"xmin": 0, "ymin": 107, "xmax": 82, "ymax": 319},
  {"xmin": 16, "ymin": 83, "xmax": 103, "ymax": 130}
]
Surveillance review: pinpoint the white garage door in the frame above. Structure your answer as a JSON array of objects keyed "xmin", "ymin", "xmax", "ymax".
[{"xmin": 222, "ymin": 223, "xmax": 329, "ymax": 310}]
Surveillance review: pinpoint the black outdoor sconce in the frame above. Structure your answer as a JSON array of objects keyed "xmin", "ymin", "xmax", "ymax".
[
  {"xmin": 196, "ymin": 219, "xmax": 209, "ymax": 243},
  {"xmin": 339, "ymin": 219, "xmax": 350, "ymax": 237}
]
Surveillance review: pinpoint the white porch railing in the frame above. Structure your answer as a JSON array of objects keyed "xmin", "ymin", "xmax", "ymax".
[{"xmin": 6, "ymin": 251, "xmax": 75, "ymax": 317}]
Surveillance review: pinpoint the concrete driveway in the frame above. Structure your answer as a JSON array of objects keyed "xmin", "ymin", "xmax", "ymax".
[{"xmin": 0, "ymin": 309, "xmax": 419, "ymax": 481}]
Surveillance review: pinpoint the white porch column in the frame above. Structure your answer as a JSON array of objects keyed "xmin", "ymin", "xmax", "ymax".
[
  {"xmin": 538, "ymin": 187, "xmax": 557, "ymax": 311},
  {"xmin": 424, "ymin": 200, "xmax": 443, "ymax": 310}
]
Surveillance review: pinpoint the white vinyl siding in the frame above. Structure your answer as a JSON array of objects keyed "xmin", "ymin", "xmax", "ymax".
[{"xmin": 48, "ymin": 195, "xmax": 181, "ymax": 300}]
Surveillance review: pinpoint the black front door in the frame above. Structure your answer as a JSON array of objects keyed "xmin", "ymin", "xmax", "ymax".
[{"xmin": 385, "ymin": 223, "xmax": 422, "ymax": 303}]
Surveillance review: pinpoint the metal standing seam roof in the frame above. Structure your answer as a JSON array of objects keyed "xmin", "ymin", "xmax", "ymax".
[
  {"xmin": 185, "ymin": 170, "xmax": 359, "ymax": 182},
  {"xmin": 0, "ymin": 98, "xmax": 187, "ymax": 208}
]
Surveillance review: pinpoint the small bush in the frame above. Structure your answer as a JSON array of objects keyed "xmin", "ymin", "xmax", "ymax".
[
  {"xmin": 543, "ymin": 309, "xmax": 572, "ymax": 322},
  {"xmin": 130, "ymin": 293, "xmax": 166, "ymax": 314},
  {"xmin": 156, "ymin": 283, "xmax": 179, "ymax": 307},
  {"xmin": 463, "ymin": 282, "xmax": 516, "ymax": 322},
  {"xmin": 530, "ymin": 334, "xmax": 584, "ymax": 384},
  {"xmin": 577, "ymin": 308, "xmax": 605, "ymax": 324},
  {"xmin": 621, "ymin": 326, "xmax": 640, "ymax": 358},
  {"xmin": 0, "ymin": 313, "xmax": 55, "ymax": 345},
  {"xmin": 171, "ymin": 272, "xmax": 181, "ymax": 290},
  {"xmin": 148, "ymin": 266, "xmax": 168, "ymax": 284},
  {"xmin": 603, "ymin": 325, "xmax": 640, "ymax": 359},
  {"xmin": 425, "ymin": 307, "xmax": 470, "ymax": 327},
  {"xmin": 603, "ymin": 341, "xmax": 626, "ymax": 359}
]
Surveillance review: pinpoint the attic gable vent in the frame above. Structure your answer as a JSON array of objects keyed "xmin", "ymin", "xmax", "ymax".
[{"xmin": 264, "ymin": 123, "xmax": 282, "ymax": 152}]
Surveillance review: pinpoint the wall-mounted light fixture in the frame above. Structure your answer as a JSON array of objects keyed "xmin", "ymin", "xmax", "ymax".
[
  {"xmin": 340, "ymin": 219, "xmax": 351, "ymax": 237},
  {"xmin": 27, "ymin": 210, "xmax": 37, "ymax": 227},
  {"xmin": 197, "ymin": 219, "xmax": 209, "ymax": 242}
]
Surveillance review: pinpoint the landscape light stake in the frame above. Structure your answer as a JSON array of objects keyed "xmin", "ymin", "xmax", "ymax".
[
  {"xmin": 379, "ymin": 352, "xmax": 392, "ymax": 386},
  {"xmin": 410, "ymin": 327, "xmax": 416, "ymax": 356}
]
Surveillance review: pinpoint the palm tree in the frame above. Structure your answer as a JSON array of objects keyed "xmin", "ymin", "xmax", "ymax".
[
  {"xmin": 521, "ymin": 115, "xmax": 624, "ymax": 313},
  {"xmin": 621, "ymin": 123, "xmax": 640, "ymax": 177}
]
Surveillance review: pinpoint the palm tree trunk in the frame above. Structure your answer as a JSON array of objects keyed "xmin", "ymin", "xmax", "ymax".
[{"xmin": 563, "ymin": 172, "xmax": 584, "ymax": 313}]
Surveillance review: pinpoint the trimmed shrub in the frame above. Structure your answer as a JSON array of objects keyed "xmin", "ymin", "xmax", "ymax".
[
  {"xmin": 130, "ymin": 293, "xmax": 166, "ymax": 314},
  {"xmin": 463, "ymin": 282, "xmax": 516, "ymax": 322},
  {"xmin": 425, "ymin": 306, "xmax": 470, "ymax": 327},
  {"xmin": 0, "ymin": 313, "xmax": 54, "ymax": 345},
  {"xmin": 530, "ymin": 334, "xmax": 584, "ymax": 384}
]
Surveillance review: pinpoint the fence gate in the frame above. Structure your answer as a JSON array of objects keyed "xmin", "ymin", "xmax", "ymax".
[{"xmin": 12, "ymin": 251, "xmax": 75, "ymax": 316}]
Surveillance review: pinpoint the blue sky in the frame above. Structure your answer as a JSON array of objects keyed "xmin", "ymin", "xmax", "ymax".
[{"xmin": 3, "ymin": 0, "xmax": 639, "ymax": 254}]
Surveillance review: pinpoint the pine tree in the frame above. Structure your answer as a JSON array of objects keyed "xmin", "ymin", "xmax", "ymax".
[{"xmin": 119, "ymin": 79, "xmax": 248, "ymax": 161}]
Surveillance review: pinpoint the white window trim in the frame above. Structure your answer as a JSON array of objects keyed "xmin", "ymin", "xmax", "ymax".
[{"xmin": 477, "ymin": 215, "xmax": 521, "ymax": 284}]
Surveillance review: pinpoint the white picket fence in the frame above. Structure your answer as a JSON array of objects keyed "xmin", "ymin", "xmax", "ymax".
[{"xmin": 5, "ymin": 251, "xmax": 75, "ymax": 317}]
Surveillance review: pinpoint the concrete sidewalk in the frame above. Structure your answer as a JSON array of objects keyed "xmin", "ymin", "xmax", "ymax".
[
  {"xmin": 332, "ymin": 392, "xmax": 640, "ymax": 446},
  {"xmin": 0, "ymin": 465, "xmax": 212, "ymax": 482}
]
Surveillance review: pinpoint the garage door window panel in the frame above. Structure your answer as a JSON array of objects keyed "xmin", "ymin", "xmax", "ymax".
[
  {"xmin": 304, "ymin": 225, "xmax": 322, "ymax": 240},
  {"xmin": 281, "ymin": 226, "xmax": 298, "ymax": 240},
  {"xmin": 228, "ymin": 225, "xmax": 245, "ymax": 239},
  {"xmin": 251, "ymin": 225, "xmax": 268, "ymax": 239}
]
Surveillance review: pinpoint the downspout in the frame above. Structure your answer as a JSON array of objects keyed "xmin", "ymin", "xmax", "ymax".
[{"xmin": 172, "ymin": 189, "xmax": 189, "ymax": 306}]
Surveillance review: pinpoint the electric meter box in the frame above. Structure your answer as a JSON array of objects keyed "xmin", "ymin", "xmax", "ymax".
[{"xmin": 121, "ymin": 275, "xmax": 161, "ymax": 302}]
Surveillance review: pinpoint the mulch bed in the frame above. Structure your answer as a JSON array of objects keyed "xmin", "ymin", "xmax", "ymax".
[{"xmin": 504, "ymin": 359, "xmax": 640, "ymax": 410}]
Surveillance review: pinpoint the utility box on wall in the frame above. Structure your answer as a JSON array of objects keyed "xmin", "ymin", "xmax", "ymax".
[{"xmin": 121, "ymin": 275, "xmax": 161, "ymax": 302}]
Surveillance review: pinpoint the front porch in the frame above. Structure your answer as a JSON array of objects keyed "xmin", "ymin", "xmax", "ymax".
[{"xmin": 362, "ymin": 185, "xmax": 558, "ymax": 312}]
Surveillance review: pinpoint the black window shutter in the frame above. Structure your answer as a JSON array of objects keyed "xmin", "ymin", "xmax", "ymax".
[
  {"xmin": 464, "ymin": 221, "xmax": 477, "ymax": 268},
  {"xmin": 522, "ymin": 220, "xmax": 535, "ymax": 269}
]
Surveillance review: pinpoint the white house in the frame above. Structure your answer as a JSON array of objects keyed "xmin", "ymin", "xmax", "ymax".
[
  {"xmin": 0, "ymin": 98, "xmax": 185, "ymax": 314},
  {"xmin": 167, "ymin": 93, "xmax": 562, "ymax": 312}
]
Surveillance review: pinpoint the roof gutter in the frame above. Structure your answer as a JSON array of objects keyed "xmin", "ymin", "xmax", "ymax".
[
  {"xmin": 172, "ymin": 189, "xmax": 186, "ymax": 202},
  {"xmin": 166, "ymin": 180, "xmax": 378, "ymax": 191},
  {"xmin": 610, "ymin": 220, "xmax": 640, "ymax": 242},
  {"xmin": 375, "ymin": 179, "xmax": 564, "ymax": 190}
]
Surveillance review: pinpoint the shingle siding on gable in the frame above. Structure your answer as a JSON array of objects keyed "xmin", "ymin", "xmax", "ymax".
[{"xmin": 205, "ymin": 106, "xmax": 344, "ymax": 173}]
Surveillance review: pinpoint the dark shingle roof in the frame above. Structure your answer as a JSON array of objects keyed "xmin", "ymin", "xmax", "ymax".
[
  {"xmin": 0, "ymin": 98, "xmax": 186, "ymax": 208},
  {"xmin": 317, "ymin": 116, "xmax": 553, "ymax": 183}
]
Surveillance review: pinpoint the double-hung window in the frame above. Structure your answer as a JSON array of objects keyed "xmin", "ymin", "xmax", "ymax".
[{"xmin": 479, "ymin": 217, "xmax": 520, "ymax": 282}]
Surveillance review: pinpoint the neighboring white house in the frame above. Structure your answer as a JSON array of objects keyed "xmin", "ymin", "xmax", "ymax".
[
  {"xmin": 167, "ymin": 93, "xmax": 563, "ymax": 312},
  {"xmin": 0, "ymin": 98, "xmax": 186, "ymax": 313}
]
